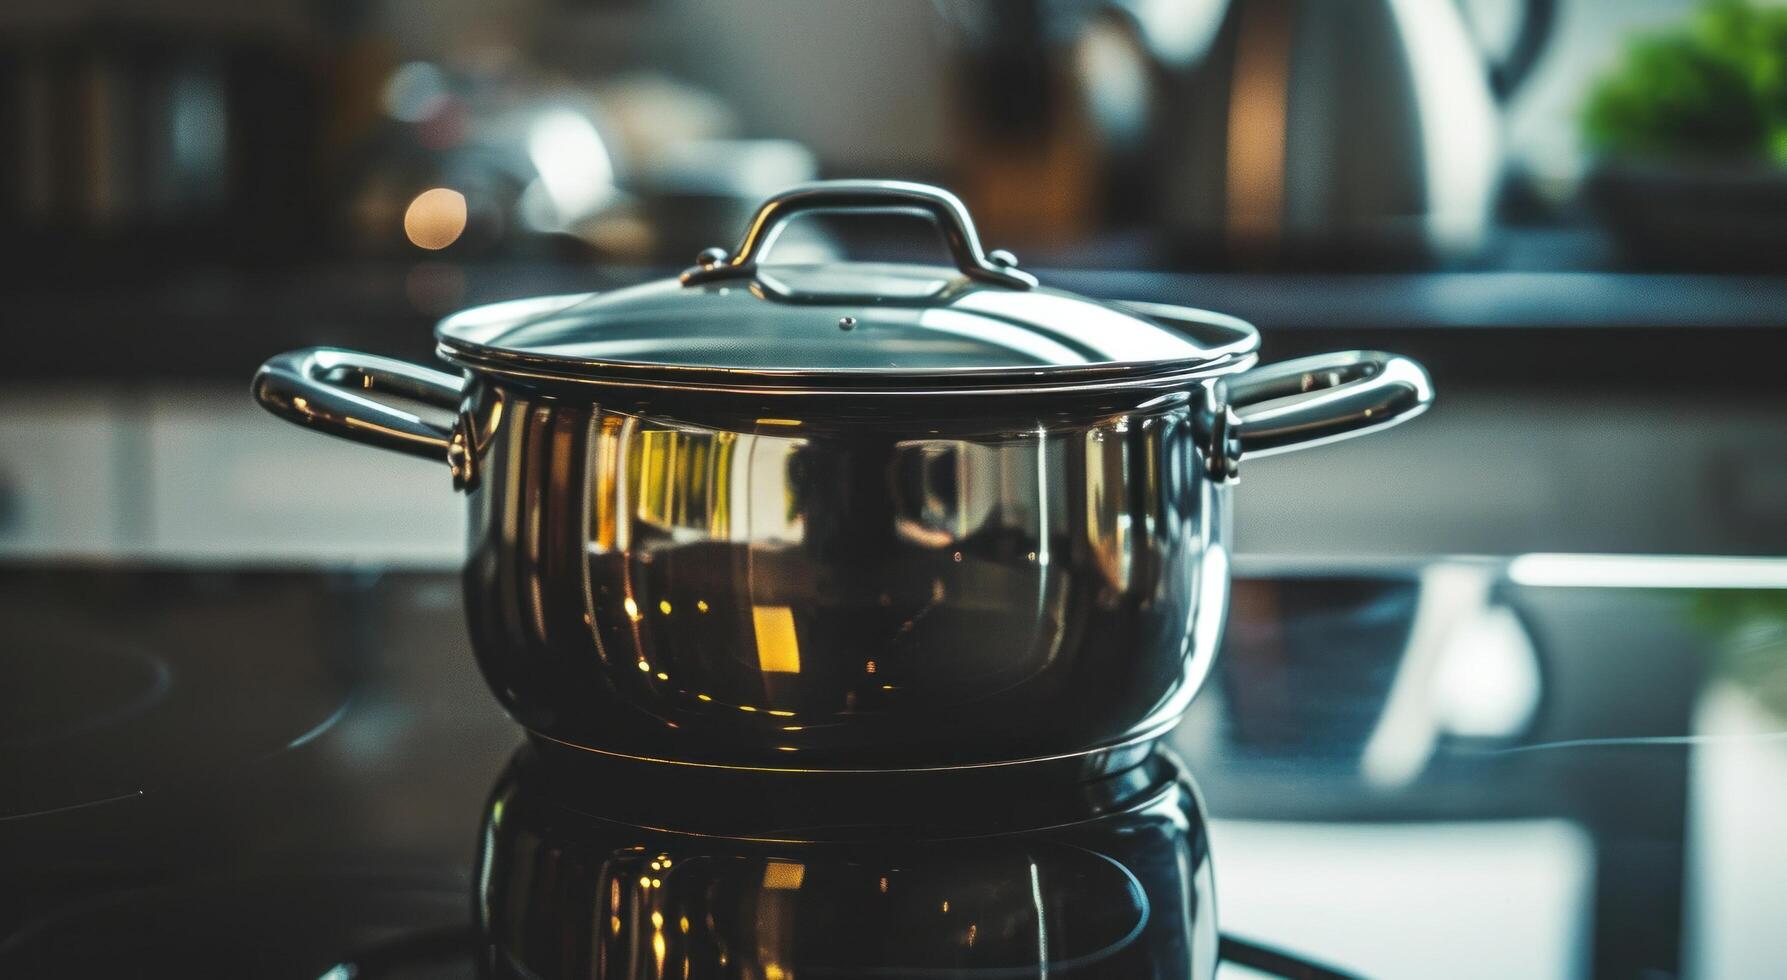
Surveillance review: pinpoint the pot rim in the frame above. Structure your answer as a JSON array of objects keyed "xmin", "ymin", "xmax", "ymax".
[{"xmin": 522, "ymin": 716, "xmax": 1180, "ymax": 776}]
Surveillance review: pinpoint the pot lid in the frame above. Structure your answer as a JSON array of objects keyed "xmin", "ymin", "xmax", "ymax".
[{"xmin": 436, "ymin": 181, "xmax": 1258, "ymax": 393}]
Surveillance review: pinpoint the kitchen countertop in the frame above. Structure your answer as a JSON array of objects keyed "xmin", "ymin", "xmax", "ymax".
[{"xmin": 5, "ymin": 555, "xmax": 1786, "ymax": 978}]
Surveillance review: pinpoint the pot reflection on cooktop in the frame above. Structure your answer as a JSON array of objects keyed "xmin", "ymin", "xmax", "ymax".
[{"xmin": 475, "ymin": 743, "xmax": 1218, "ymax": 979}]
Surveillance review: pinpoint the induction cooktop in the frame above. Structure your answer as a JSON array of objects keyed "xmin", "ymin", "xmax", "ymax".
[{"xmin": 4, "ymin": 557, "xmax": 1783, "ymax": 978}]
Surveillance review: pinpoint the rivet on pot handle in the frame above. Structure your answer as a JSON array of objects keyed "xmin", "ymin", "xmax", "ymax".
[
  {"xmin": 1221, "ymin": 350, "xmax": 1433, "ymax": 465},
  {"xmin": 679, "ymin": 179, "xmax": 1039, "ymax": 290},
  {"xmin": 252, "ymin": 347, "xmax": 473, "ymax": 484}
]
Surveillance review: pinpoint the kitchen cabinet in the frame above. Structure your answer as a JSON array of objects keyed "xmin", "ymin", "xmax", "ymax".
[
  {"xmin": 1237, "ymin": 389, "xmax": 1787, "ymax": 556},
  {"xmin": 143, "ymin": 390, "xmax": 465, "ymax": 563},
  {"xmin": 0, "ymin": 387, "xmax": 463, "ymax": 564},
  {"xmin": 0, "ymin": 388, "xmax": 130, "ymax": 555}
]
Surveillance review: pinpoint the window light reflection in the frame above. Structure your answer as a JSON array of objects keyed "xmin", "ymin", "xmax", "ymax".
[
  {"xmin": 762, "ymin": 861, "xmax": 806, "ymax": 890},
  {"xmin": 753, "ymin": 605, "xmax": 802, "ymax": 674}
]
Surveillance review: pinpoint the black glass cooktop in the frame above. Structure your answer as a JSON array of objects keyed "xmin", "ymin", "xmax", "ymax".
[{"xmin": 4, "ymin": 556, "xmax": 1786, "ymax": 979}]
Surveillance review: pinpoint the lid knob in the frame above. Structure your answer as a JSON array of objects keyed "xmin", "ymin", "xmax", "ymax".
[{"xmin": 681, "ymin": 180, "xmax": 1038, "ymax": 291}]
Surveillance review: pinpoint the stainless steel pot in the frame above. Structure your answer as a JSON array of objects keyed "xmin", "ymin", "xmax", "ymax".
[{"xmin": 254, "ymin": 180, "xmax": 1431, "ymax": 772}]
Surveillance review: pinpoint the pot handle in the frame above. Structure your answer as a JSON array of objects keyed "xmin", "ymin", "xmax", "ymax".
[
  {"xmin": 1224, "ymin": 351, "xmax": 1432, "ymax": 460},
  {"xmin": 680, "ymin": 179, "xmax": 1038, "ymax": 290},
  {"xmin": 252, "ymin": 347, "xmax": 465, "ymax": 464}
]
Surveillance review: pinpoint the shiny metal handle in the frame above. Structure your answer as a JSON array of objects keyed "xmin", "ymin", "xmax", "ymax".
[
  {"xmin": 252, "ymin": 347, "xmax": 465, "ymax": 464},
  {"xmin": 1225, "ymin": 351, "xmax": 1432, "ymax": 460},
  {"xmin": 680, "ymin": 179, "xmax": 1038, "ymax": 289}
]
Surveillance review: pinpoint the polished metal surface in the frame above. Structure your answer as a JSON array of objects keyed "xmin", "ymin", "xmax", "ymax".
[
  {"xmin": 252, "ymin": 348, "xmax": 464, "ymax": 463},
  {"xmin": 1225, "ymin": 350, "xmax": 1433, "ymax": 459},
  {"xmin": 1146, "ymin": 0, "xmax": 1556, "ymax": 260},
  {"xmin": 251, "ymin": 181, "xmax": 1434, "ymax": 769},
  {"xmin": 680, "ymin": 179, "xmax": 1038, "ymax": 289},
  {"xmin": 476, "ymin": 744, "xmax": 1218, "ymax": 980}
]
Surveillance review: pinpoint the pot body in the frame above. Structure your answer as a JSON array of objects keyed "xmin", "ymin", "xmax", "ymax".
[
  {"xmin": 255, "ymin": 316, "xmax": 1428, "ymax": 771},
  {"xmin": 460, "ymin": 377, "xmax": 1230, "ymax": 770}
]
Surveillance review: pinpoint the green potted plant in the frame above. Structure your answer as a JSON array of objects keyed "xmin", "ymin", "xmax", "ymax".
[{"xmin": 1583, "ymin": 0, "xmax": 1787, "ymax": 268}]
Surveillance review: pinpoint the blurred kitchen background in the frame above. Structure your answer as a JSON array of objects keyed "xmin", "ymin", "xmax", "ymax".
[{"xmin": 4, "ymin": 0, "xmax": 1786, "ymax": 563}]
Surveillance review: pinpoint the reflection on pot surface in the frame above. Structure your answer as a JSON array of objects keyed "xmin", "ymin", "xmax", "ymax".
[
  {"xmin": 465, "ymin": 386, "xmax": 1225, "ymax": 770},
  {"xmin": 476, "ymin": 745, "xmax": 1217, "ymax": 979}
]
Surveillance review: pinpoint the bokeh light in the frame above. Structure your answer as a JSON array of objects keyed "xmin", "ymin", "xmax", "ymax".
[{"xmin": 403, "ymin": 188, "xmax": 467, "ymax": 250}]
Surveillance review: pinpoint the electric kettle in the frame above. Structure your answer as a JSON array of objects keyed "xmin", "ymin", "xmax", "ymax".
[{"xmin": 1127, "ymin": 0, "xmax": 1557, "ymax": 263}]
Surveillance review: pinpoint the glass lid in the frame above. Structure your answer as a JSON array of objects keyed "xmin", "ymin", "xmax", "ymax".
[{"xmin": 436, "ymin": 181, "xmax": 1259, "ymax": 392}]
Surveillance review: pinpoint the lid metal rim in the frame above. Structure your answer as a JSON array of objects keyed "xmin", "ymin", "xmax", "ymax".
[
  {"xmin": 436, "ymin": 341, "xmax": 1260, "ymax": 396},
  {"xmin": 432, "ymin": 297, "xmax": 1262, "ymax": 394}
]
